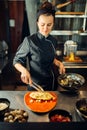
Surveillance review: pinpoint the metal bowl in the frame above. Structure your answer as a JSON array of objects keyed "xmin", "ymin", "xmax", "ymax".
[
  {"xmin": 0, "ymin": 98, "xmax": 10, "ymax": 116},
  {"xmin": 75, "ymin": 98, "xmax": 87, "ymax": 121},
  {"xmin": 48, "ymin": 109, "xmax": 72, "ymax": 122},
  {"xmin": 58, "ymin": 73, "xmax": 85, "ymax": 92}
]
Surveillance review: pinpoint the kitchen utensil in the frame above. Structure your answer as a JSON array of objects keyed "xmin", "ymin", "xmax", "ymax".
[
  {"xmin": 64, "ymin": 40, "xmax": 77, "ymax": 57},
  {"xmin": 75, "ymin": 98, "xmax": 87, "ymax": 121},
  {"xmin": 31, "ymin": 82, "xmax": 44, "ymax": 92},
  {"xmin": 58, "ymin": 73, "xmax": 85, "ymax": 92}
]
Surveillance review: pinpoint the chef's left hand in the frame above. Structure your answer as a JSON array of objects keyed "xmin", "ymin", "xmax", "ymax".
[
  {"xmin": 53, "ymin": 58, "xmax": 65, "ymax": 74},
  {"xmin": 58, "ymin": 61, "xmax": 65, "ymax": 74}
]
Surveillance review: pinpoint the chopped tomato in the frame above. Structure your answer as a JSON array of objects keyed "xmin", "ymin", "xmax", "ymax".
[{"xmin": 50, "ymin": 114, "xmax": 71, "ymax": 122}]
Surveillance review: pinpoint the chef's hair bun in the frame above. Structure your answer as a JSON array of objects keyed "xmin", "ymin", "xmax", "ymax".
[
  {"xmin": 40, "ymin": 1, "xmax": 53, "ymax": 10},
  {"xmin": 37, "ymin": 1, "xmax": 55, "ymax": 21}
]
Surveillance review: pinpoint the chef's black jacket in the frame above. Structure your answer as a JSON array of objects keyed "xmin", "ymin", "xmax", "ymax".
[{"xmin": 13, "ymin": 32, "xmax": 58, "ymax": 90}]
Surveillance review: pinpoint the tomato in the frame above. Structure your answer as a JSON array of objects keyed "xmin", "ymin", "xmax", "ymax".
[{"xmin": 50, "ymin": 114, "xmax": 71, "ymax": 122}]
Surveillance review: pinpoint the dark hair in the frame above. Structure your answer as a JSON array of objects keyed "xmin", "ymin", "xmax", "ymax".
[{"xmin": 37, "ymin": 1, "xmax": 55, "ymax": 21}]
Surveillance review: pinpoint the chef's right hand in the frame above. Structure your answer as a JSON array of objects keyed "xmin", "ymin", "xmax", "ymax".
[{"xmin": 21, "ymin": 69, "xmax": 32, "ymax": 86}]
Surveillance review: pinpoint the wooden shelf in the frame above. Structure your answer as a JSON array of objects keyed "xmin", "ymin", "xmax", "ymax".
[
  {"xmin": 53, "ymin": 1, "xmax": 87, "ymax": 36},
  {"xmin": 55, "ymin": 11, "xmax": 84, "ymax": 15}
]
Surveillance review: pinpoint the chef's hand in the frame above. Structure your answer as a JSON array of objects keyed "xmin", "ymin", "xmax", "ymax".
[
  {"xmin": 58, "ymin": 61, "xmax": 65, "ymax": 74},
  {"xmin": 21, "ymin": 69, "xmax": 32, "ymax": 86},
  {"xmin": 14, "ymin": 63, "xmax": 33, "ymax": 86},
  {"xmin": 53, "ymin": 58, "xmax": 65, "ymax": 74}
]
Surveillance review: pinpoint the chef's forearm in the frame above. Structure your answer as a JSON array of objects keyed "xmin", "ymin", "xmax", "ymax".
[
  {"xmin": 14, "ymin": 63, "xmax": 32, "ymax": 85},
  {"xmin": 14, "ymin": 63, "xmax": 28, "ymax": 74}
]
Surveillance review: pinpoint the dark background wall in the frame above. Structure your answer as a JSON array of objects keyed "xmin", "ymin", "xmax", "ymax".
[{"xmin": 0, "ymin": 0, "xmax": 29, "ymax": 54}]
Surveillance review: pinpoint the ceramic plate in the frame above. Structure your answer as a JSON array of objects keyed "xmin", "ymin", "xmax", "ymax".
[{"xmin": 24, "ymin": 91, "xmax": 57, "ymax": 113}]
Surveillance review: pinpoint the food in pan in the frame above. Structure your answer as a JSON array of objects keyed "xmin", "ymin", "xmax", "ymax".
[
  {"xmin": 58, "ymin": 73, "xmax": 85, "ymax": 90},
  {"xmin": 59, "ymin": 75, "xmax": 81, "ymax": 86},
  {"xmin": 29, "ymin": 91, "xmax": 55, "ymax": 101},
  {"xmin": 4, "ymin": 109, "xmax": 28, "ymax": 122},
  {"xmin": 79, "ymin": 105, "xmax": 87, "ymax": 115},
  {"xmin": 59, "ymin": 78, "xmax": 69, "ymax": 86},
  {"xmin": 75, "ymin": 98, "xmax": 87, "ymax": 120}
]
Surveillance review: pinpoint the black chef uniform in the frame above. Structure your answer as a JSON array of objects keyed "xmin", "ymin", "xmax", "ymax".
[{"xmin": 13, "ymin": 32, "xmax": 58, "ymax": 90}]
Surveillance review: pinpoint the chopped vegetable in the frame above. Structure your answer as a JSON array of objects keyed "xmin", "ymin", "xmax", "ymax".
[{"xmin": 50, "ymin": 114, "xmax": 71, "ymax": 122}]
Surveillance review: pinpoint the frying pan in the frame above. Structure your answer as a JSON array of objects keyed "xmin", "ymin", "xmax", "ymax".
[{"xmin": 58, "ymin": 73, "xmax": 85, "ymax": 91}]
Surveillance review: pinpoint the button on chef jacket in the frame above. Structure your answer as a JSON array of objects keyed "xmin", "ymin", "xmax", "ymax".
[{"xmin": 13, "ymin": 32, "xmax": 58, "ymax": 90}]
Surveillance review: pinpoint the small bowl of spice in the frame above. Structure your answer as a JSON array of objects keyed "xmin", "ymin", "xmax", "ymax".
[{"xmin": 0, "ymin": 98, "xmax": 10, "ymax": 116}]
